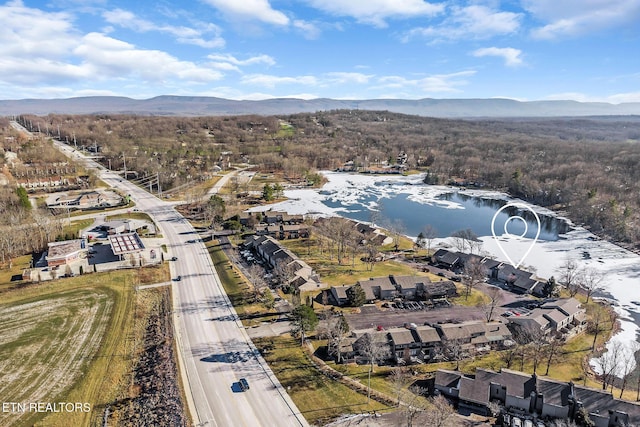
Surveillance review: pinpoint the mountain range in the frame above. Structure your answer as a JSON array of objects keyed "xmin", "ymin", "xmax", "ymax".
[{"xmin": 1, "ymin": 95, "xmax": 640, "ymax": 118}]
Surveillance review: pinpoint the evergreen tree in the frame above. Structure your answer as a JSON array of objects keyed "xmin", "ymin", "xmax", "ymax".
[
  {"xmin": 346, "ymin": 283, "xmax": 366, "ymax": 307},
  {"xmin": 290, "ymin": 305, "xmax": 318, "ymax": 345},
  {"xmin": 262, "ymin": 183, "xmax": 274, "ymax": 201},
  {"xmin": 16, "ymin": 187, "xmax": 31, "ymax": 210}
]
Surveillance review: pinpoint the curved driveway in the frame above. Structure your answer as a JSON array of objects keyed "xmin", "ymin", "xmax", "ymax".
[{"xmin": 53, "ymin": 140, "xmax": 308, "ymax": 427}]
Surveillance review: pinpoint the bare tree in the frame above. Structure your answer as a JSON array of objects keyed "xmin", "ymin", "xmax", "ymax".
[
  {"xmin": 358, "ymin": 332, "xmax": 390, "ymax": 403},
  {"xmin": 593, "ymin": 341, "xmax": 624, "ymax": 391},
  {"xmin": 463, "ymin": 258, "xmax": 487, "ymax": 300},
  {"xmin": 389, "ymin": 367, "xmax": 412, "ymax": 406},
  {"xmin": 559, "ymin": 257, "xmax": 581, "ymax": 297},
  {"xmin": 500, "ymin": 345, "xmax": 518, "ymax": 369},
  {"xmin": 512, "ymin": 325, "xmax": 545, "ymax": 372},
  {"xmin": 618, "ymin": 342, "xmax": 640, "ymax": 398},
  {"xmin": 579, "ymin": 267, "xmax": 606, "ymax": 303},
  {"xmin": 480, "ymin": 286, "xmax": 502, "ymax": 322},
  {"xmin": 386, "ymin": 218, "xmax": 406, "ymax": 252},
  {"xmin": 422, "ymin": 224, "xmax": 438, "ymax": 255},
  {"xmin": 589, "ymin": 309, "xmax": 606, "ymax": 351},
  {"xmin": 450, "ymin": 228, "xmax": 479, "ymax": 254},
  {"xmin": 438, "ymin": 338, "xmax": 467, "ymax": 370},
  {"xmin": 273, "ymin": 259, "xmax": 298, "ymax": 289},
  {"xmin": 318, "ymin": 217, "xmax": 360, "ymax": 264},
  {"xmin": 544, "ymin": 335, "xmax": 565, "ymax": 375},
  {"xmin": 423, "ymin": 394, "xmax": 456, "ymax": 427},
  {"xmin": 318, "ymin": 314, "xmax": 350, "ymax": 363},
  {"xmin": 246, "ymin": 264, "xmax": 266, "ymax": 302},
  {"xmin": 363, "ymin": 242, "xmax": 379, "ymax": 271},
  {"xmin": 403, "ymin": 386, "xmax": 428, "ymax": 427}
]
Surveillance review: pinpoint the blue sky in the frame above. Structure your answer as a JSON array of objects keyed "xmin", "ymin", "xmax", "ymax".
[{"xmin": 1, "ymin": 0, "xmax": 639, "ymax": 102}]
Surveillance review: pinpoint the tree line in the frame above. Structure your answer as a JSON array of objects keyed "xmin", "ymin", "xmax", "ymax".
[{"xmin": 10, "ymin": 111, "xmax": 640, "ymax": 247}]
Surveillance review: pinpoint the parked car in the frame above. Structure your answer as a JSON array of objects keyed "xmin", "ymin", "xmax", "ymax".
[
  {"xmin": 239, "ymin": 378, "xmax": 250, "ymax": 391},
  {"xmin": 175, "ymin": 275, "xmax": 182, "ymax": 282},
  {"xmin": 171, "ymin": 256, "xmax": 178, "ymax": 261}
]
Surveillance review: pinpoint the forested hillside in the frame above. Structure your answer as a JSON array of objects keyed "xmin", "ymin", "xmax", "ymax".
[{"xmin": 7, "ymin": 111, "xmax": 640, "ymax": 247}]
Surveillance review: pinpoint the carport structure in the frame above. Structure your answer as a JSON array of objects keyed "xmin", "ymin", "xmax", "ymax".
[{"xmin": 108, "ymin": 232, "xmax": 145, "ymax": 260}]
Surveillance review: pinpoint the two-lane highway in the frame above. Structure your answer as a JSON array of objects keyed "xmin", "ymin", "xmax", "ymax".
[{"xmin": 51, "ymin": 138, "xmax": 308, "ymax": 427}]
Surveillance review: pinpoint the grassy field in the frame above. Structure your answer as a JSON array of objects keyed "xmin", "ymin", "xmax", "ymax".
[
  {"xmin": 61, "ymin": 218, "xmax": 94, "ymax": 239},
  {"xmin": 0, "ymin": 264, "xmax": 169, "ymax": 427},
  {"xmin": 449, "ymin": 284, "xmax": 491, "ymax": 306},
  {"xmin": 254, "ymin": 336, "xmax": 392, "ymax": 425},
  {"xmin": 163, "ymin": 175, "xmax": 222, "ymax": 201},
  {"xmin": 278, "ymin": 237, "xmax": 430, "ymax": 288},
  {"xmin": 0, "ymin": 255, "xmax": 32, "ymax": 291}
]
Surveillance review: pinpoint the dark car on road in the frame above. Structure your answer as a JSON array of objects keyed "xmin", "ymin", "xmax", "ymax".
[{"xmin": 239, "ymin": 378, "xmax": 250, "ymax": 391}]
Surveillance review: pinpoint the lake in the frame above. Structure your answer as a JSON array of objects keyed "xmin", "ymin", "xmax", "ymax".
[{"xmin": 321, "ymin": 185, "xmax": 570, "ymax": 241}]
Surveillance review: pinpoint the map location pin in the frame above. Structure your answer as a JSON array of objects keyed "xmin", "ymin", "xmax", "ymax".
[{"xmin": 490, "ymin": 202, "xmax": 541, "ymax": 268}]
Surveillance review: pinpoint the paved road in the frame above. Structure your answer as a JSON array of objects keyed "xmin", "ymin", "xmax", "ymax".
[{"xmin": 51, "ymin": 138, "xmax": 308, "ymax": 427}]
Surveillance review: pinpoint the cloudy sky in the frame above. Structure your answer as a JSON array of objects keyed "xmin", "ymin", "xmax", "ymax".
[{"xmin": 1, "ymin": 0, "xmax": 639, "ymax": 102}]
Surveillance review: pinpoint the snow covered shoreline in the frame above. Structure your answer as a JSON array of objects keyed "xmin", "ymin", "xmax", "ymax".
[{"xmin": 251, "ymin": 171, "xmax": 640, "ymax": 374}]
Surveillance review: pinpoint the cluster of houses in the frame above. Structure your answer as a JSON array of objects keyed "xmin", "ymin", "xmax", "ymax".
[
  {"xmin": 328, "ymin": 274, "xmax": 458, "ymax": 306},
  {"xmin": 339, "ymin": 319, "xmax": 514, "ymax": 365},
  {"xmin": 432, "ymin": 249, "xmax": 549, "ymax": 296},
  {"xmin": 239, "ymin": 211, "xmax": 309, "ymax": 240},
  {"xmin": 243, "ymin": 235, "xmax": 322, "ymax": 292},
  {"xmin": 16, "ymin": 176, "xmax": 74, "ymax": 190},
  {"xmin": 508, "ymin": 298, "xmax": 587, "ymax": 339},
  {"xmin": 390, "ymin": 320, "xmax": 514, "ymax": 363},
  {"xmin": 434, "ymin": 367, "xmax": 640, "ymax": 427},
  {"xmin": 335, "ymin": 291, "xmax": 584, "ymax": 368}
]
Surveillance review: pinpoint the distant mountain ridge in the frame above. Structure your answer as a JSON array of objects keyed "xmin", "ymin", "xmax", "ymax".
[{"xmin": 1, "ymin": 95, "xmax": 639, "ymax": 117}]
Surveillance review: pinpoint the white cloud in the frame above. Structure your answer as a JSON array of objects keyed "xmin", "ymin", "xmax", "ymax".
[
  {"xmin": 403, "ymin": 5, "xmax": 521, "ymax": 42},
  {"xmin": 239, "ymin": 71, "xmax": 374, "ymax": 90},
  {"xmin": 102, "ymin": 8, "xmax": 225, "ymax": 48},
  {"xmin": 244, "ymin": 92, "xmax": 319, "ymax": 100},
  {"xmin": 293, "ymin": 19, "xmax": 321, "ymax": 39},
  {"xmin": 207, "ymin": 53, "xmax": 275, "ymax": 67},
  {"xmin": 305, "ymin": 0, "xmax": 444, "ymax": 27},
  {"xmin": 202, "ymin": 0, "xmax": 289, "ymax": 26},
  {"xmin": 0, "ymin": 1, "xmax": 78, "ymax": 58},
  {"xmin": 206, "ymin": 53, "xmax": 275, "ymax": 73},
  {"xmin": 607, "ymin": 92, "xmax": 640, "ymax": 104},
  {"xmin": 74, "ymin": 33, "xmax": 223, "ymax": 83},
  {"xmin": 523, "ymin": 0, "xmax": 640, "ymax": 39},
  {"xmin": 241, "ymin": 74, "xmax": 318, "ymax": 87},
  {"xmin": 472, "ymin": 47, "xmax": 523, "ymax": 67},
  {"xmin": 374, "ymin": 71, "xmax": 476, "ymax": 94},
  {"xmin": 545, "ymin": 91, "xmax": 640, "ymax": 104},
  {"xmin": 325, "ymin": 72, "xmax": 374, "ymax": 85}
]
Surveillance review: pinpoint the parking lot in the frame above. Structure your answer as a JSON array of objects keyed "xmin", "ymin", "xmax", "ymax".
[{"xmin": 345, "ymin": 304, "xmax": 485, "ymax": 331}]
